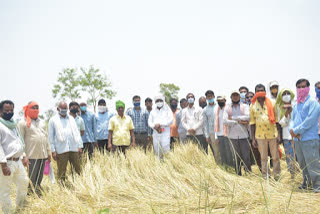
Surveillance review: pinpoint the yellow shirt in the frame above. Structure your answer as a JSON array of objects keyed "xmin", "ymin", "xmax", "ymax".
[
  {"xmin": 108, "ymin": 115, "xmax": 134, "ymax": 146},
  {"xmin": 249, "ymin": 101, "xmax": 278, "ymax": 139}
]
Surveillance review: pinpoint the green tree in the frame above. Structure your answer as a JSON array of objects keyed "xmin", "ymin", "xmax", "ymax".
[
  {"xmin": 79, "ymin": 66, "xmax": 116, "ymax": 112},
  {"xmin": 159, "ymin": 83, "xmax": 180, "ymax": 104},
  {"xmin": 52, "ymin": 68, "xmax": 82, "ymax": 101}
]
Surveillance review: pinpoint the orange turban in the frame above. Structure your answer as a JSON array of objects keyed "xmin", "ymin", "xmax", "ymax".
[{"xmin": 23, "ymin": 101, "xmax": 39, "ymax": 127}]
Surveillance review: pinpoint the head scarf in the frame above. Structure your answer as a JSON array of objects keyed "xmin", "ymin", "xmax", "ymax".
[
  {"xmin": 116, "ymin": 100, "xmax": 125, "ymax": 110},
  {"xmin": 251, "ymin": 92, "xmax": 276, "ymax": 124},
  {"xmin": 153, "ymin": 94, "xmax": 170, "ymax": 111},
  {"xmin": 276, "ymin": 88, "xmax": 295, "ymax": 120},
  {"xmin": 23, "ymin": 101, "xmax": 39, "ymax": 127}
]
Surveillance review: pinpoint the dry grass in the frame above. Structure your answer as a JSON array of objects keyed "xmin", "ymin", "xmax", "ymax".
[{"xmin": 18, "ymin": 143, "xmax": 320, "ymax": 214}]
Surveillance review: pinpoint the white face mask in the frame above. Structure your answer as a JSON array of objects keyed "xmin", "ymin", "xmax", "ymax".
[
  {"xmin": 156, "ymin": 102, "xmax": 164, "ymax": 108},
  {"xmin": 282, "ymin": 95, "xmax": 291, "ymax": 103},
  {"xmin": 98, "ymin": 106, "xmax": 107, "ymax": 113},
  {"xmin": 187, "ymin": 97, "xmax": 195, "ymax": 104}
]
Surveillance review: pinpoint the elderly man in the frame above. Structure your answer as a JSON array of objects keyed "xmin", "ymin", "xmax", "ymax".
[
  {"xmin": 96, "ymin": 99, "xmax": 113, "ymax": 152},
  {"xmin": 18, "ymin": 101, "xmax": 51, "ymax": 196},
  {"xmin": 0, "ymin": 100, "xmax": 29, "ymax": 214},
  {"xmin": 80, "ymin": 102, "xmax": 97, "ymax": 159},
  {"xmin": 290, "ymin": 79, "xmax": 320, "ymax": 192},
  {"xmin": 127, "ymin": 95, "xmax": 150, "ymax": 152},
  {"xmin": 224, "ymin": 91, "xmax": 251, "ymax": 175},
  {"xmin": 49, "ymin": 101, "xmax": 83, "ymax": 182},
  {"xmin": 108, "ymin": 101, "xmax": 136, "ymax": 155},
  {"xmin": 182, "ymin": 93, "xmax": 207, "ymax": 153},
  {"xmin": 148, "ymin": 95, "xmax": 173, "ymax": 158},
  {"xmin": 250, "ymin": 84, "xmax": 281, "ymax": 180}
]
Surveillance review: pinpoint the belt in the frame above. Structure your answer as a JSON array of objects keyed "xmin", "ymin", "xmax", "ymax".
[
  {"xmin": 134, "ymin": 132, "xmax": 147, "ymax": 134},
  {"xmin": 7, "ymin": 157, "xmax": 20, "ymax": 162}
]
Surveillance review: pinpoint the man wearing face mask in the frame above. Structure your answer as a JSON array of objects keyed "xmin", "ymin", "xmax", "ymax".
[
  {"xmin": 148, "ymin": 95, "xmax": 173, "ymax": 158},
  {"xmin": 80, "ymin": 102, "xmax": 97, "ymax": 159},
  {"xmin": 145, "ymin": 97, "xmax": 153, "ymax": 148},
  {"xmin": 127, "ymin": 95, "xmax": 150, "ymax": 152},
  {"xmin": 95, "ymin": 99, "xmax": 113, "ymax": 153},
  {"xmin": 199, "ymin": 96, "xmax": 207, "ymax": 109},
  {"xmin": 169, "ymin": 98, "xmax": 179, "ymax": 149},
  {"xmin": 203, "ymin": 90, "xmax": 221, "ymax": 164},
  {"xmin": 250, "ymin": 84, "xmax": 281, "ymax": 180},
  {"xmin": 290, "ymin": 79, "xmax": 320, "ymax": 192},
  {"xmin": 48, "ymin": 101, "xmax": 83, "ymax": 182},
  {"xmin": 223, "ymin": 91, "xmax": 251, "ymax": 175},
  {"xmin": 239, "ymin": 86, "xmax": 249, "ymax": 104},
  {"xmin": 0, "ymin": 100, "xmax": 29, "ymax": 214},
  {"xmin": 18, "ymin": 101, "xmax": 51, "ymax": 196},
  {"xmin": 315, "ymin": 81, "xmax": 320, "ymax": 138},
  {"xmin": 276, "ymin": 89, "xmax": 296, "ymax": 178},
  {"xmin": 214, "ymin": 96, "xmax": 233, "ymax": 167},
  {"xmin": 268, "ymin": 80, "xmax": 280, "ymax": 103},
  {"xmin": 69, "ymin": 102, "xmax": 85, "ymax": 136},
  {"xmin": 246, "ymin": 92, "xmax": 255, "ymax": 105},
  {"xmin": 182, "ymin": 93, "xmax": 207, "ymax": 153},
  {"xmin": 175, "ymin": 98, "xmax": 188, "ymax": 144}
]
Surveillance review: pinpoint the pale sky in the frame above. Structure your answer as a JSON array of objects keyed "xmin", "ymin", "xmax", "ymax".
[{"xmin": 0, "ymin": 0, "xmax": 319, "ymax": 116}]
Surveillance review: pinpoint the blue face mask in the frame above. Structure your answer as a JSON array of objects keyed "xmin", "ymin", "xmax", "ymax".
[
  {"xmin": 207, "ymin": 98, "xmax": 214, "ymax": 104},
  {"xmin": 80, "ymin": 106, "xmax": 87, "ymax": 112},
  {"xmin": 240, "ymin": 92, "xmax": 246, "ymax": 99},
  {"xmin": 315, "ymin": 87, "xmax": 320, "ymax": 99},
  {"xmin": 133, "ymin": 102, "xmax": 140, "ymax": 107}
]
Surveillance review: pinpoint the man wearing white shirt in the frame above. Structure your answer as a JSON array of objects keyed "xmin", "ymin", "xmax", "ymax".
[
  {"xmin": 0, "ymin": 100, "xmax": 29, "ymax": 214},
  {"xmin": 148, "ymin": 95, "xmax": 173, "ymax": 159},
  {"xmin": 182, "ymin": 93, "xmax": 207, "ymax": 153},
  {"xmin": 49, "ymin": 101, "xmax": 83, "ymax": 182}
]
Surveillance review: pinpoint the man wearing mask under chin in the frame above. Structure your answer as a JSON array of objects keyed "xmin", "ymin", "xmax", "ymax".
[
  {"xmin": 148, "ymin": 95, "xmax": 173, "ymax": 159},
  {"xmin": 203, "ymin": 90, "xmax": 221, "ymax": 164},
  {"xmin": 95, "ymin": 99, "xmax": 113, "ymax": 153},
  {"xmin": 18, "ymin": 101, "xmax": 51, "ymax": 196},
  {"xmin": 127, "ymin": 95, "xmax": 150, "ymax": 152},
  {"xmin": 0, "ymin": 100, "xmax": 29, "ymax": 214},
  {"xmin": 48, "ymin": 101, "xmax": 83, "ymax": 182},
  {"xmin": 290, "ymin": 79, "xmax": 320, "ymax": 192},
  {"xmin": 250, "ymin": 84, "xmax": 282, "ymax": 180},
  {"xmin": 79, "ymin": 102, "xmax": 97, "ymax": 159},
  {"xmin": 182, "ymin": 93, "xmax": 207, "ymax": 153},
  {"xmin": 223, "ymin": 91, "xmax": 251, "ymax": 176}
]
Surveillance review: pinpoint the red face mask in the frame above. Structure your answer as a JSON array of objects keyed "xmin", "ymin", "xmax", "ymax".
[{"xmin": 28, "ymin": 109, "xmax": 39, "ymax": 119}]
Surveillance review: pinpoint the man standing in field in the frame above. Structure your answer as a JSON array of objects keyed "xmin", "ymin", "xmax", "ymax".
[
  {"xmin": 290, "ymin": 79, "xmax": 320, "ymax": 192},
  {"xmin": 250, "ymin": 84, "xmax": 281, "ymax": 180},
  {"xmin": 108, "ymin": 101, "xmax": 136, "ymax": 155}
]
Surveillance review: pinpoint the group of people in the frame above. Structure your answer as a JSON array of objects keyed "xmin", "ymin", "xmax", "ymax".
[{"xmin": 1, "ymin": 78, "xmax": 320, "ymax": 213}]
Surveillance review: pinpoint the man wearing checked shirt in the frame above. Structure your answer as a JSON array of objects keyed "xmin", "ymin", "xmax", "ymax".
[{"xmin": 127, "ymin": 95, "xmax": 151, "ymax": 152}]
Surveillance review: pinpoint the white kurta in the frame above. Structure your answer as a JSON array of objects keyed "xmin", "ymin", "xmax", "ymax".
[{"xmin": 148, "ymin": 106, "xmax": 173, "ymax": 158}]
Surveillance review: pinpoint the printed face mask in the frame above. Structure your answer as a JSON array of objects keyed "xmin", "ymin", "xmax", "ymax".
[{"xmin": 297, "ymin": 87, "xmax": 310, "ymax": 103}]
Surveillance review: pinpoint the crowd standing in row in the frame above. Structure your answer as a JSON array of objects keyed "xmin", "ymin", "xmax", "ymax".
[{"xmin": 0, "ymin": 78, "xmax": 320, "ymax": 213}]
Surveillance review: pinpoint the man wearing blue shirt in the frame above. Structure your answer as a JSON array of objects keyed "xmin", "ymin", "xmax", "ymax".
[
  {"xmin": 127, "ymin": 95, "xmax": 150, "ymax": 152},
  {"xmin": 80, "ymin": 102, "xmax": 97, "ymax": 159},
  {"xmin": 96, "ymin": 99, "xmax": 113, "ymax": 153},
  {"xmin": 290, "ymin": 78, "xmax": 320, "ymax": 192}
]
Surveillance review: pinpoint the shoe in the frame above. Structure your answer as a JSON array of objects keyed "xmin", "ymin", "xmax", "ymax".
[{"xmin": 298, "ymin": 183, "xmax": 312, "ymax": 190}]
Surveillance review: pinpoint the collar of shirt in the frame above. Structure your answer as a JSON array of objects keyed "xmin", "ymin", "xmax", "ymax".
[
  {"xmin": 117, "ymin": 114, "xmax": 127, "ymax": 119},
  {"xmin": 59, "ymin": 114, "xmax": 69, "ymax": 119}
]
